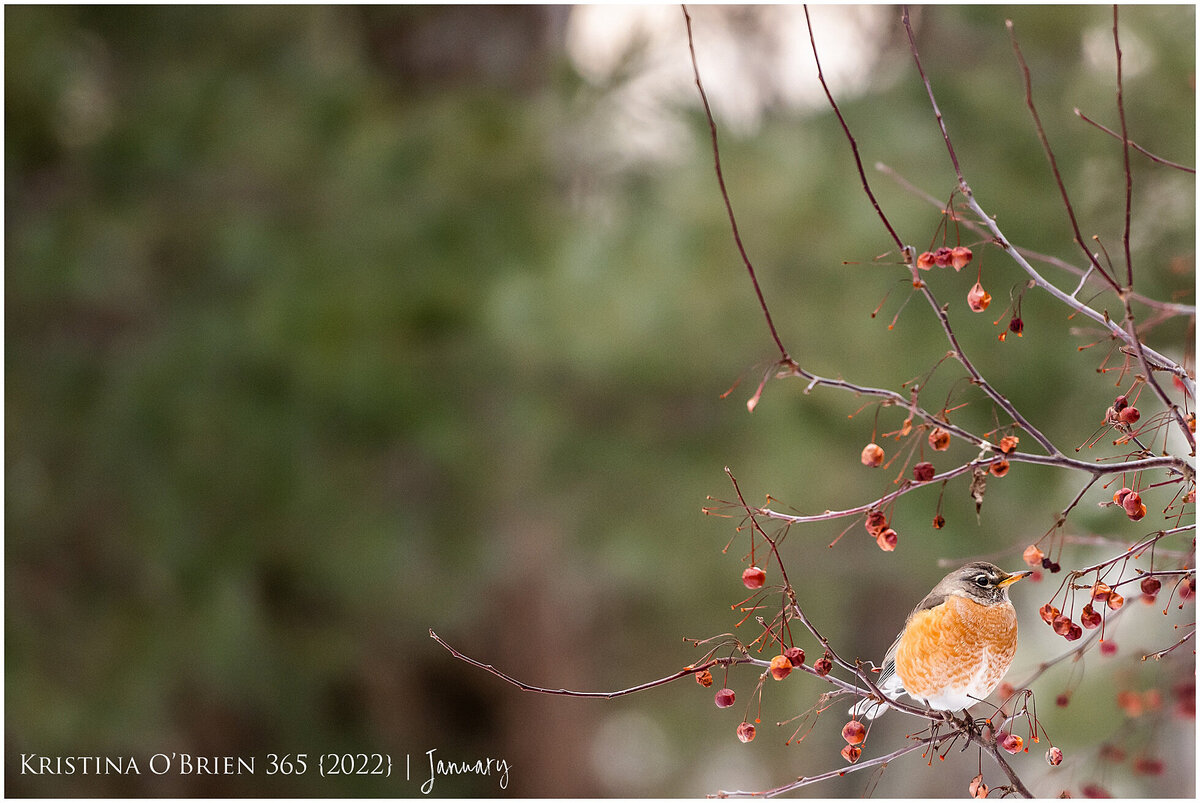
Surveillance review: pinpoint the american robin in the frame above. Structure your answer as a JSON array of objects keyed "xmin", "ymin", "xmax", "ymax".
[{"xmin": 850, "ymin": 561, "xmax": 1030, "ymax": 720}]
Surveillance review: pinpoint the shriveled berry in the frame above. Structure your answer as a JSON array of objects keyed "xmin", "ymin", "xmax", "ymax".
[
  {"xmin": 715, "ymin": 688, "xmax": 736, "ymax": 708},
  {"xmin": 696, "ymin": 669, "xmax": 714, "ymax": 687},
  {"xmin": 841, "ymin": 719, "xmax": 866, "ymax": 745},
  {"xmin": 1113, "ymin": 487, "xmax": 1133, "ymax": 506},
  {"xmin": 1118, "ymin": 406, "xmax": 1140, "ymax": 425},
  {"xmin": 990, "ymin": 459, "xmax": 1010, "ymax": 477},
  {"xmin": 1080, "ymin": 604, "xmax": 1102, "ymax": 629},
  {"xmin": 1008, "ymin": 316, "xmax": 1024, "ymax": 335},
  {"xmin": 969, "ymin": 773, "xmax": 987, "ymax": 798},
  {"xmin": 932, "ymin": 513, "xmax": 945, "ymax": 529},
  {"xmin": 916, "ymin": 251, "xmax": 936, "ymax": 270},
  {"xmin": 1106, "ymin": 592, "xmax": 1124, "ymax": 610},
  {"xmin": 950, "ymin": 245, "xmax": 973, "ymax": 271},
  {"xmin": 1023, "ymin": 545, "xmax": 1044, "ymax": 567},
  {"xmin": 933, "ymin": 246, "xmax": 954, "ymax": 268},
  {"xmin": 861, "ymin": 442, "xmax": 885, "ymax": 467},
  {"xmin": 1112, "ymin": 395, "xmax": 1129, "ymax": 412},
  {"xmin": 1039, "ymin": 603, "xmax": 1060, "ymax": 624},
  {"xmin": 876, "ymin": 528, "xmax": 898, "ymax": 552},
  {"xmin": 1092, "ymin": 581, "xmax": 1113, "ymax": 603},
  {"xmin": 967, "ymin": 281, "xmax": 992, "ymax": 312},
  {"xmin": 999, "ymin": 733, "xmax": 1024, "ymax": 754},
  {"xmin": 1051, "ymin": 615, "xmax": 1072, "ymax": 636},
  {"xmin": 1121, "ymin": 491, "xmax": 1146, "ymax": 521},
  {"xmin": 929, "ymin": 427, "xmax": 951, "ymax": 451},
  {"xmin": 784, "ymin": 646, "xmax": 805, "ymax": 668},
  {"xmin": 1047, "ymin": 746, "xmax": 1064, "ymax": 766},
  {"xmin": 864, "ymin": 509, "xmax": 888, "ymax": 537},
  {"xmin": 742, "ymin": 566, "xmax": 766, "ymax": 589},
  {"xmin": 736, "ymin": 721, "xmax": 755, "ymax": 743},
  {"xmin": 769, "ymin": 654, "xmax": 793, "ymax": 680},
  {"xmin": 813, "ymin": 655, "xmax": 833, "ymax": 677},
  {"xmin": 1065, "ymin": 623, "xmax": 1083, "ymax": 641},
  {"xmin": 912, "ymin": 461, "xmax": 935, "ymax": 482},
  {"xmin": 840, "ymin": 744, "xmax": 861, "ymax": 763},
  {"xmin": 998, "ymin": 435, "xmax": 1020, "ymax": 454}
]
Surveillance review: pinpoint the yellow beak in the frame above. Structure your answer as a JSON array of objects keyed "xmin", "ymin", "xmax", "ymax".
[{"xmin": 998, "ymin": 570, "xmax": 1032, "ymax": 588}]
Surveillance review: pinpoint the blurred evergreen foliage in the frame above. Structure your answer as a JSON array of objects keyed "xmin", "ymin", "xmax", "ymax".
[{"xmin": 5, "ymin": 5, "xmax": 1193, "ymax": 797}]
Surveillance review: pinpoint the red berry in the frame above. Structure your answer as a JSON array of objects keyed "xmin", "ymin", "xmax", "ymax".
[
  {"xmin": 742, "ymin": 566, "xmax": 766, "ymax": 589},
  {"xmin": 1046, "ymin": 746, "xmax": 1064, "ymax": 766},
  {"xmin": 1112, "ymin": 395, "xmax": 1129, "ymax": 412},
  {"xmin": 769, "ymin": 654, "xmax": 793, "ymax": 681},
  {"xmin": 932, "ymin": 513, "xmax": 946, "ymax": 529},
  {"xmin": 990, "ymin": 459, "xmax": 1010, "ymax": 477},
  {"xmin": 1133, "ymin": 756, "xmax": 1165, "ymax": 776},
  {"xmin": 736, "ymin": 722, "xmax": 755, "ymax": 743},
  {"xmin": 864, "ymin": 510, "xmax": 888, "ymax": 537},
  {"xmin": 715, "ymin": 688, "xmax": 736, "ymax": 708},
  {"xmin": 1008, "ymin": 316, "xmax": 1024, "ymax": 335},
  {"xmin": 876, "ymin": 528, "xmax": 898, "ymax": 552},
  {"xmin": 916, "ymin": 251, "xmax": 936, "ymax": 270},
  {"xmin": 999, "ymin": 733, "xmax": 1023, "ymax": 754},
  {"xmin": 813, "ymin": 655, "xmax": 833, "ymax": 677},
  {"xmin": 998, "ymin": 435, "xmax": 1020, "ymax": 454},
  {"xmin": 1052, "ymin": 614, "xmax": 1072, "ymax": 636},
  {"xmin": 950, "ymin": 246, "xmax": 973, "ymax": 271},
  {"xmin": 1099, "ymin": 640, "xmax": 1117, "ymax": 656},
  {"xmin": 1080, "ymin": 604, "xmax": 1102, "ymax": 629},
  {"xmin": 784, "ymin": 646, "xmax": 805, "ymax": 668},
  {"xmin": 1141, "ymin": 576, "xmax": 1161, "ymax": 597},
  {"xmin": 841, "ymin": 719, "xmax": 866, "ymax": 745},
  {"xmin": 1106, "ymin": 592, "xmax": 1124, "ymax": 610},
  {"xmin": 1065, "ymin": 623, "xmax": 1083, "ymax": 641},
  {"xmin": 933, "ymin": 246, "xmax": 954, "ymax": 268},
  {"xmin": 912, "ymin": 461, "xmax": 935, "ymax": 482},
  {"xmin": 1113, "ymin": 487, "xmax": 1133, "ymax": 506},
  {"xmin": 1039, "ymin": 603, "xmax": 1060, "ymax": 625},
  {"xmin": 1056, "ymin": 693, "xmax": 1070, "ymax": 707},
  {"xmin": 840, "ymin": 744, "xmax": 861, "ymax": 763},
  {"xmin": 1118, "ymin": 406, "xmax": 1140, "ymax": 425},
  {"xmin": 1092, "ymin": 581, "xmax": 1113, "ymax": 603},
  {"xmin": 1023, "ymin": 545, "xmax": 1044, "ymax": 567}
]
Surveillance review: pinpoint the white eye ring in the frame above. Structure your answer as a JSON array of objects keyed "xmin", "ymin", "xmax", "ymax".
[{"xmin": 974, "ymin": 575, "xmax": 990, "ymax": 587}]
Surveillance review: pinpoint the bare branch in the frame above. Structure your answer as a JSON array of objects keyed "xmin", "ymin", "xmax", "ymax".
[{"xmin": 1075, "ymin": 108, "xmax": 1196, "ymax": 173}]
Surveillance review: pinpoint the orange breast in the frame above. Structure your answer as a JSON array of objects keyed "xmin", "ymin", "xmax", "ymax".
[{"xmin": 894, "ymin": 594, "xmax": 1018, "ymax": 702}]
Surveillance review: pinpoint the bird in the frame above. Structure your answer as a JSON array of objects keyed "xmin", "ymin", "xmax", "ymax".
[{"xmin": 850, "ymin": 561, "xmax": 1031, "ymax": 720}]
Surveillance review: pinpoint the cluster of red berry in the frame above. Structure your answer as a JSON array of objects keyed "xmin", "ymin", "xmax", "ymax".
[
  {"xmin": 916, "ymin": 246, "xmax": 972, "ymax": 271},
  {"xmin": 863, "ymin": 508, "xmax": 897, "ymax": 552}
]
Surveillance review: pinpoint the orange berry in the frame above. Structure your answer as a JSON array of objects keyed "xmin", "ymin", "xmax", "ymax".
[
  {"xmin": 840, "ymin": 744, "xmax": 861, "ymax": 763},
  {"xmin": 951, "ymin": 246, "xmax": 973, "ymax": 271},
  {"xmin": 841, "ymin": 719, "xmax": 866, "ymax": 745},
  {"xmin": 998, "ymin": 435, "xmax": 1020, "ymax": 454},
  {"xmin": 1080, "ymin": 604, "xmax": 1102, "ymax": 629},
  {"xmin": 1039, "ymin": 603, "xmax": 1060, "ymax": 624},
  {"xmin": 742, "ymin": 566, "xmax": 766, "ymax": 589},
  {"xmin": 769, "ymin": 654, "xmax": 793, "ymax": 681},
  {"xmin": 1113, "ymin": 487, "xmax": 1133, "ymax": 506},
  {"xmin": 916, "ymin": 251, "xmax": 936, "ymax": 270},
  {"xmin": 967, "ymin": 281, "xmax": 992, "ymax": 312},
  {"xmin": 696, "ymin": 669, "xmax": 714, "ymax": 687},
  {"xmin": 813, "ymin": 655, "xmax": 833, "ymax": 677},
  {"xmin": 736, "ymin": 722, "xmax": 755, "ymax": 743},
  {"xmin": 1120, "ymin": 491, "xmax": 1144, "ymax": 519},
  {"xmin": 861, "ymin": 442, "xmax": 885, "ymax": 467},
  {"xmin": 714, "ymin": 688, "xmax": 736, "ymax": 708},
  {"xmin": 932, "ymin": 513, "xmax": 946, "ymax": 529},
  {"xmin": 999, "ymin": 733, "xmax": 1023, "ymax": 754},
  {"xmin": 1046, "ymin": 746, "xmax": 1064, "ymax": 766},
  {"xmin": 990, "ymin": 459, "xmax": 1010, "ymax": 477},
  {"xmin": 864, "ymin": 509, "xmax": 888, "ymax": 537},
  {"xmin": 969, "ymin": 773, "xmax": 988, "ymax": 799},
  {"xmin": 929, "ymin": 427, "xmax": 951, "ymax": 451},
  {"xmin": 1022, "ymin": 545, "xmax": 1044, "ymax": 567},
  {"xmin": 1091, "ymin": 581, "xmax": 1113, "ymax": 603},
  {"xmin": 1106, "ymin": 592, "xmax": 1124, "ymax": 610},
  {"xmin": 876, "ymin": 528, "xmax": 898, "ymax": 552}
]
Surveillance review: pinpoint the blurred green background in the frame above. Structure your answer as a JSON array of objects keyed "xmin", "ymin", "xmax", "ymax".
[{"xmin": 6, "ymin": 5, "xmax": 1194, "ymax": 797}]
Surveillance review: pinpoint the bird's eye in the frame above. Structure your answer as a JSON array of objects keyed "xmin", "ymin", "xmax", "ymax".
[{"xmin": 974, "ymin": 575, "xmax": 991, "ymax": 588}]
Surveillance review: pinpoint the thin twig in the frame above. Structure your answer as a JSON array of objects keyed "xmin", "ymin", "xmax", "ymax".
[
  {"xmin": 1075, "ymin": 108, "xmax": 1196, "ymax": 173},
  {"xmin": 1113, "ymin": 5, "xmax": 1135, "ymax": 289},
  {"xmin": 682, "ymin": 5, "xmax": 794, "ymax": 366}
]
